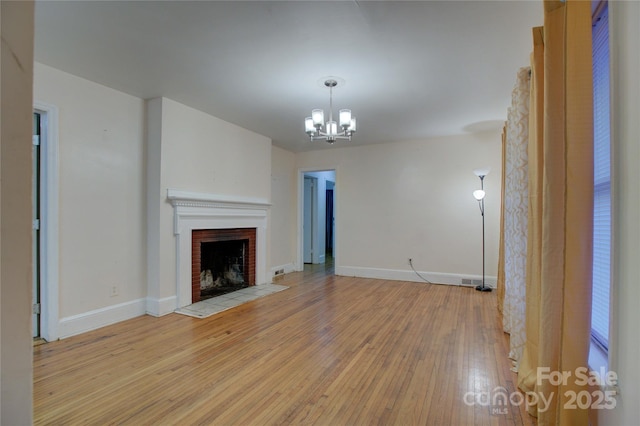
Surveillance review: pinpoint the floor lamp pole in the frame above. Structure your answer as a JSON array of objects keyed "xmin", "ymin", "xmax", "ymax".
[{"xmin": 476, "ymin": 175, "xmax": 491, "ymax": 292}]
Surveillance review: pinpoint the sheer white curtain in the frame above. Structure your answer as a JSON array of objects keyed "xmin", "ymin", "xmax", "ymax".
[{"xmin": 502, "ymin": 67, "xmax": 530, "ymax": 370}]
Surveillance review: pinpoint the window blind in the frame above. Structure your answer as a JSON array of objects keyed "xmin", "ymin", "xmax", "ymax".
[{"xmin": 591, "ymin": 4, "xmax": 610, "ymax": 350}]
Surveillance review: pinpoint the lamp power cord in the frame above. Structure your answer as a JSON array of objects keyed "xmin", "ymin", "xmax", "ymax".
[{"xmin": 408, "ymin": 258, "xmax": 433, "ymax": 284}]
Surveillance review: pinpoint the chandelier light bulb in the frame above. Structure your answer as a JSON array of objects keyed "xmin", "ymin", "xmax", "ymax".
[
  {"xmin": 327, "ymin": 121, "xmax": 338, "ymax": 136},
  {"xmin": 312, "ymin": 109, "xmax": 324, "ymax": 128},
  {"xmin": 339, "ymin": 109, "xmax": 352, "ymax": 128},
  {"xmin": 304, "ymin": 117, "xmax": 315, "ymax": 135}
]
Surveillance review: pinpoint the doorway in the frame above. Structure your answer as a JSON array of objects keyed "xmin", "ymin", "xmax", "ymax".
[
  {"xmin": 33, "ymin": 102, "xmax": 60, "ymax": 342},
  {"xmin": 299, "ymin": 169, "xmax": 336, "ymax": 269}
]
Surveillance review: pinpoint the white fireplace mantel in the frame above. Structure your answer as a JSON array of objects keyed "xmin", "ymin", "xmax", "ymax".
[
  {"xmin": 168, "ymin": 189, "xmax": 270, "ymax": 209},
  {"xmin": 168, "ymin": 189, "xmax": 270, "ymax": 309}
]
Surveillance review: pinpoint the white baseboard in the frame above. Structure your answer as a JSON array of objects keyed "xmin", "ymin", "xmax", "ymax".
[
  {"xmin": 270, "ymin": 262, "xmax": 296, "ymax": 280},
  {"xmin": 146, "ymin": 296, "xmax": 178, "ymax": 317},
  {"xmin": 335, "ymin": 266, "xmax": 497, "ymax": 288},
  {"xmin": 55, "ymin": 266, "xmax": 494, "ymax": 339},
  {"xmin": 58, "ymin": 298, "xmax": 147, "ymax": 339}
]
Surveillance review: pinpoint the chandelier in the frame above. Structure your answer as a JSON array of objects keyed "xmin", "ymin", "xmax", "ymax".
[{"xmin": 304, "ymin": 79, "xmax": 357, "ymax": 143}]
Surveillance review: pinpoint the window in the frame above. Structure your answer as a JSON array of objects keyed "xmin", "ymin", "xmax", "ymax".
[{"xmin": 591, "ymin": 2, "xmax": 611, "ymax": 355}]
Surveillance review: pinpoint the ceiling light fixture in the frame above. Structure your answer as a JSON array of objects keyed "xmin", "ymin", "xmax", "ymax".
[{"xmin": 305, "ymin": 79, "xmax": 357, "ymax": 144}]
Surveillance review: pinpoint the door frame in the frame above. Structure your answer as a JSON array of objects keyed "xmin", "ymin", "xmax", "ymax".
[
  {"xmin": 33, "ymin": 112, "xmax": 41, "ymax": 337},
  {"xmin": 296, "ymin": 167, "xmax": 338, "ymax": 271},
  {"xmin": 34, "ymin": 101, "xmax": 60, "ymax": 342}
]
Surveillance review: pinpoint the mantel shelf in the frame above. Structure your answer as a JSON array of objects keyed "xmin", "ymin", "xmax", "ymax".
[{"xmin": 167, "ymin": 189, "xmax": 270, "ymax": 209}]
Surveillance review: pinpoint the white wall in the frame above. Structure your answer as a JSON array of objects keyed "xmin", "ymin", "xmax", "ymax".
[
  {"xmin": 270, "ymin": 146, "xmax": 296, "ymax": 274},
  {"xmin": 34, "ymin": 63, "xmax": 147, "ymax": 335},
  {"xmin": 296, "ymin": 131, "xmax": 501, "ymax": 285},
  {"xmin": 160, "ymin": 99, "xmax": 271, "ymax": 198},
  {"xmin": 598, "ymin": 1, "xmax": 640, "ymax": 424},
  {"xmin": 32, "ymin": 66, "xmax": 275, "ymax": 330},
  {"xmin": 146, "ymin": 97, "xmax": 272, "ymax": 314},
  {"xmin": 0, "ymin": 1, "xmax": 35, "ymax": 423}
]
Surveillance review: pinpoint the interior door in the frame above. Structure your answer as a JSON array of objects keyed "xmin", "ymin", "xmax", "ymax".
[{"xmin": 325, "ymin": 187, "xmax": 334, "ymax": 256}]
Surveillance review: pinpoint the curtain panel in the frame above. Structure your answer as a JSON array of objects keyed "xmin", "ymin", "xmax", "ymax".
[
  {"xmin": 502, "ymin": 67, "xmax": 530, "ymax": 370},
  {"xmin": 497, "ymin": 126, "xmax": 507, "ymax": 317},
  {"xmin": 517, "ymin": 1, "xmax": 594, "ymax": 424},
  {"xmin": 518, "ymin": 25, "xmax": 544, "ymax": 411}
]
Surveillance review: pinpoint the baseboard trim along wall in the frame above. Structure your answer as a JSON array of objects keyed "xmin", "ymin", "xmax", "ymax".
[
  {"xmin": 335, "ymin": 266, "xmax": 497, "ymax": 288},
  {"xmin": 58, "ymin": 298, "xmax": 147, "ymax": 339},
  {"xmin": 56, "ymin": 267, "xmax": 493, "ymax": 339},
  {"xmin": 146, "ymin": 296, "xmax": 178, "ymax": 317},
  {"xmin": 270, "ymin": 263, "xmax": 296, "ymax": 280}
]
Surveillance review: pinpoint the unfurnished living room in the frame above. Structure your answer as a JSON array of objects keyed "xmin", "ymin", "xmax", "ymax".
[{"xmin": 1, "ymin": 1, "xmax": 639, "ymax": 425}]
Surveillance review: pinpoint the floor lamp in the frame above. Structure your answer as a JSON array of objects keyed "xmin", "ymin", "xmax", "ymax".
[{"xmin": 473, "ymin": 168, "xmax": 492, "ymax": 292}]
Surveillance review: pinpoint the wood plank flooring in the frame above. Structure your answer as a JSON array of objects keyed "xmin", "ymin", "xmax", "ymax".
[{"xmin": 34, "ymin": 262, "xmax": 536, "ymax": 425}]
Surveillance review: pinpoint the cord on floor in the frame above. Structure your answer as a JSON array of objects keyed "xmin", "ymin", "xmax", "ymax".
[{"xmin": 409, "ymin": 259, "xmax": 433, "ymax": 284}]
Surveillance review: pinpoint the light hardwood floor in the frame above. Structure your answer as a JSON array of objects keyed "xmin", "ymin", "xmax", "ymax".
[{"xmin": 34, "ymin": 262, "xmax": 536, "ymax": 425}]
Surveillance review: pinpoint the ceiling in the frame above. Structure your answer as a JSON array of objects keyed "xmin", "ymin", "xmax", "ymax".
[{"xmin": 34, "ymin": 1, "xmax": 542, "ymax": 153}]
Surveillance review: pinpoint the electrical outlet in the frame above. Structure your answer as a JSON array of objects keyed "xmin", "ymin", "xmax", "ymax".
[{"xmin": 110, "ymin": 285, "xmax": 119, "ymax": 297}]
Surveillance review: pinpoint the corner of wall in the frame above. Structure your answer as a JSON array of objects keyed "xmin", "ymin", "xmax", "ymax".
[
  {"xmin": 145, "ymin": 296, "xmax": 178, "ymax": 317},
  {"xmin": 1, "ymin": 2, "xmax": 36, "ymax": 422}
]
